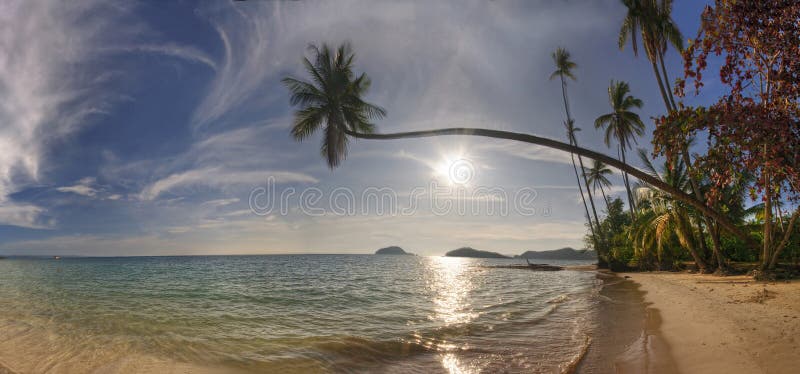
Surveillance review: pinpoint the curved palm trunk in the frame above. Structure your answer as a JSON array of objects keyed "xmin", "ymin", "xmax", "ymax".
[{"xmin": 342, "ymin": 127, "xmax": 755, "ymax": 248}]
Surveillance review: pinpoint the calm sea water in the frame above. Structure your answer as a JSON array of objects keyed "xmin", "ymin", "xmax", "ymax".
[{"xmin": 0, "ymin": 255, "xmax": 599, "ymax": 373}]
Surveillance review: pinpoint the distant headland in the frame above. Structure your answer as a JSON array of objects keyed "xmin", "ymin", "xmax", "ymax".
[
  {"xmin": 445, "ymin": 247, "xmax": 510, "ymax": 259},
  {"xmin": 516, "ymin": 247, "xmax": 596, "ymax": 260},
  {"xmin": 375, "ymin": 246, "xmax": 413, "ymax": 255}
]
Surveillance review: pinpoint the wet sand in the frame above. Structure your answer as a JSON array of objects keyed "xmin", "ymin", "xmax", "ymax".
[{"xmin": 577, "ymin": 272, "xmax": 678, "ymax": 373}]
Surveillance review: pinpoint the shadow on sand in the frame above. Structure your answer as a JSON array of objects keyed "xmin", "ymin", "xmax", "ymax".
[{"xmin": 575, "ymin": 272, "xmax": 679, "ymax": 373}]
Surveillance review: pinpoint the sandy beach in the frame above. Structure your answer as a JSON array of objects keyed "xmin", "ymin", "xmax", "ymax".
[{"xmin": 607, "ymin": 272, "xmax": 800, "ymax": 374}]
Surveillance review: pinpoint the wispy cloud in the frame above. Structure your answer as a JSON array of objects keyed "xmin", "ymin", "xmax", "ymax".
[
  {"xmin": 139, "ymin": 167, "xmax": 317, "ymax": 201},
  {"xmin": 0, "ymin": 1, "xmax": 217, "ymax": 228},
  {"xmin": 0, "ymin": 203, "xmax": 51, "ymax": 229},
  {"xmin": 191, "ymin": 5, "xmax": 276, "ymax": 131},
  {"xmin": 101, "ymin": 43, "xmax": 217, "ymax": 70},
  {"xmin": 56, "ymin": 177, "xmax": 99, "ymax": 197}
]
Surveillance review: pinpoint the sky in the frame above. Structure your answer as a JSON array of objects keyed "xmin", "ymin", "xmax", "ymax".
[{"xmin": 0, "ymin": 0, "xmax": 716, "ymax": 256}]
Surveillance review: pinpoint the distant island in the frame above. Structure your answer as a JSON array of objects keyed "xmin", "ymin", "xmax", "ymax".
[
  {"xmin": 375, "ymin": 246, "xmax": 412, "ymax": 255},
  {"xmin": 516, "ymin": 247, "xmax": 596, "ymax": 260},
  {"xmin": 445, "ymin": 247, "xmax": 510, "ymax": 259}
]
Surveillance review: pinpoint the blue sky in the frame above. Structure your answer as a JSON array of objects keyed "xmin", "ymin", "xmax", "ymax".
[{"xmin": 0, "ymin": 0, "xmax": 715, "ymax": 256}]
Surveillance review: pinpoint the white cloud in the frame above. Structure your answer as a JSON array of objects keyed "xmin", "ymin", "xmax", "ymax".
[
  {"xmin": 56, "ymin": 177, "xmax": 98, "ymax": 197},
  {"xmin": 101, "ymin": 43, "xmax": 217, "ymax": 70},
  {"xmin": 202, "ymin": 198, "xmax": 240, "ymax": 207},
  {"xmin": 0, "ymin": 203, "xmax": 51, "ymax": 229},
  {"xmin": 139, "ymin": 167, "xmax": 317, "ymax": 200}
]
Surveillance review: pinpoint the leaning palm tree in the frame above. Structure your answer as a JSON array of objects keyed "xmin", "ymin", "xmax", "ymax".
[
  {"xmin": 594, "ymin": 80, "xmax": 645, "ymax": 217},
  {"xmin": 586, "ymin": 159, "xmax": 613, "ymax": 209},
  {"xmin": 282, "ymin": 42, "xmax": 755, "ymax": 250},
  {"xmin": 550, "ymin": 48, "xmax": 602, "ymax": 253},
  {"xmin": 281, "ymin": 42, "xmax": 386, "ymax": 168}
]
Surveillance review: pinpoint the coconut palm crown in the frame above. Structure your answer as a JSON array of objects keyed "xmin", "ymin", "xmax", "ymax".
[
  {"xmin": 586, "ymin": 159, "xmax": 613, "ymax": 206},
  {"xmin": 282, "ymin": 42, "xmax": 386, "ymax": 168},
  {"xmin": 549, "ymin": 48, "xmax": 577, "ymax": 82},
  {"xmin": 594, "ymin": 80, "xmax": 645, "ymax": 150}
]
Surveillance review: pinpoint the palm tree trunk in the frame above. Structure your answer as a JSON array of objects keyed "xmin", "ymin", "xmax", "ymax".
[
  {"xmin": 655, "ymin": 49, "xmax": 722, "ymax": 271},
  {"xmin": 599, "ymin": 186, "xmax": 610, "ymax": 210},
  {"xmin": 710, "ymin": 222, "xmax": 727, "ymax": 272},
  {"xmin": 341, "ymin": 127, "xmax": 755, "ymax": 248},
  {"xmin": 560, "ymin": 77, "xmax": 601, "ymax": 251},
  {"xmin": 576, "ymin": 153, "xmax": 602, "ymax": 237},
  {"xmin": 570, "ymin": 152, "xmax": 597, "ymax": 247},
  {"xmin": 761, "ymin": 177, "xmax": 773, "ymax": 271},
  {"xmin": 676, "ymin": 208, "xmax": 710, "ymax": 272},
  {"xmin": 768, "ymin": 208, "xmax": 800, "ymax": 269},
  {"xmin": 657, "ymin": 49, "xmax": 677, "ymax": 111},
  {"xmin": 650, "ymin": 60, "xmax": 673, "ymax": 112},
  {"xmin": 619, "ymin": 145, "xmax": 637, "ymax": 219}
]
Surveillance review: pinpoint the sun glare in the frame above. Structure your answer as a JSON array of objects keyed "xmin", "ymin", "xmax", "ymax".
[{"xmin": 435, "ymin": 153, "xmax": 475, "ymax": 186}]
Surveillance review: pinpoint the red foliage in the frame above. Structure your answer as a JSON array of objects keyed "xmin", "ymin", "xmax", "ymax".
[{"xmin": 654, "ymin": 0, "xmax": 800, "ymax": 204}]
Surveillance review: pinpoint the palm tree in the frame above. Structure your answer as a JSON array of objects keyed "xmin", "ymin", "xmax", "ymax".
[
  {"xmin": 618, "ymin": 0, "xmax": 683, "ymax": 112},
  {"xmin": 550, "ymin": 48, "xmax": 602, "ymax": 255},
  {"xmin": 281, "ymin": 42, "xmax": 386, "ymax": 168},
  {"xmin": 619, "ymin": 1, "xmax": 723, "ymax": 267},
  {"xmin": 594, "ymin": 80, "xmax": 645, "ymax": 218},
  {"xmin": 282, "ymin": 43, "xmax": 756, "ymax": 251},
  {"xmin": 632, "ymin": 151, "xmax": 710, "ymax": 272},
  {"xmin": 586, "ymin": 160, "xmax": 613, "ymax": 208}
]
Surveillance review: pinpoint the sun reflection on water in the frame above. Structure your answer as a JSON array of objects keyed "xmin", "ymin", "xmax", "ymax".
[
  {"xmin": 425, "ymin": 256, "xmax": 478, "ymax": 373},
  {"xmin": 427, "ymin": 256, "xmax": 476, "ymax": 326}
]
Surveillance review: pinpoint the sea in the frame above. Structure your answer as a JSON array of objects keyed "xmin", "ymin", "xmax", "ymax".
[{"xmin": 0, "ymin": 255, "xmax": 607, "ymax": 373}]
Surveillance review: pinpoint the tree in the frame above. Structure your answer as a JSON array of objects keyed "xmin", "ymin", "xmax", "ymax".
[
  {"xmin": 283, "ymin": 42, "xmax": 755, "ymax": 248},
  {"xmin": 586, "ymin": 159, "xmax": 613, "ymax": 208},
  {"xmin": 281, "ymin": 42, "xmax": 386, "ymax": 168},
  {"xmin": 633, "ymin": 150, "xmax": 709, "ymax": 271},
  {"xmin": 550, "ymin": 48, "xmax": 603, "ymax": 263},
  {"xmin": 619, "ymin": 0, "xmax": 683, "ymax": 112},
  {"xmin": 655, "ymin": 0, "xmax": 800, "ymax": 274},
  {"xmin": 594, "ymin": 80, "xmax": 645, "ymax": 218},
  {"xmin": 619, "ymin": 0, "xmax": 724, "ymax": 272}
]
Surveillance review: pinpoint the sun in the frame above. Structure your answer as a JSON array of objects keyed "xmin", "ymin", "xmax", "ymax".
[{"xmin": 434, "ymin": 154, "xmax": 475, "ymax": 186}]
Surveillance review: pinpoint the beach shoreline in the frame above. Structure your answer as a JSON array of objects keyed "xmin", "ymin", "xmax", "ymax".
[{"xmin": 582, "ymin": 271, "xmax": 800, "ymax": 374}]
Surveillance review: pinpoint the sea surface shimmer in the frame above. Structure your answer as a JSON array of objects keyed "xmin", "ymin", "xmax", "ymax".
[{"xmin": 0, "ymin": 255, "xmax": 599, "ymax": 373}]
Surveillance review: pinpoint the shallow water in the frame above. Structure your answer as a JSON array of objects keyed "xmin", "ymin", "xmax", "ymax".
[{"xmin": 0, "ymin": 255, "xmax": 599, "ymax": 373}]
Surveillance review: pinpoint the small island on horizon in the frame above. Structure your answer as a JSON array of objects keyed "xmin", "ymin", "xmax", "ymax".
[
  {"xmin": 445, "ymin": 247, "xmax": 510, "ymax": 259},
  {"xmin": 375, "ymin": 246, "xmax": 413, "ymax": 255},
  {"xmin": 516, "ymin": 247, "xmax": 597, "ymax": 260}
]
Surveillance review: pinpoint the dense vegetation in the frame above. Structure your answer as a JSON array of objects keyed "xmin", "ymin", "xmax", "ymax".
[{"xmin": 282, "ymin": 0, "xmax": 800, "ymax": 279}]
